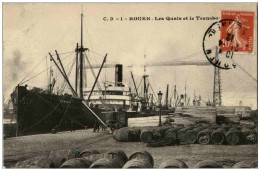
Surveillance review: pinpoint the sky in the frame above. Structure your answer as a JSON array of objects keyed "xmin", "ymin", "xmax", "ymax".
[{"xmin": 3, "ymin": 3, "xmax": 258, "ymax": 109}]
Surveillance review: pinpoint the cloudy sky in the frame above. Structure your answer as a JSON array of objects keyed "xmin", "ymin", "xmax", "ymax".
[{"xmin": 3, "ymin": 3, "xmax": 257, "ymax": 109}]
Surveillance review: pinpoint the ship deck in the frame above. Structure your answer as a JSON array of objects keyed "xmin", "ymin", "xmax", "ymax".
[{"xmin": 4, "ymin": 129, "xmax": 258, "ymax": 168}]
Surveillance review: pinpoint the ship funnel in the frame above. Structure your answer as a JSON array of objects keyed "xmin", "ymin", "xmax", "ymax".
[{"xmin": 115, "ymin": 64, "xmax": 123, "ymax": 86}]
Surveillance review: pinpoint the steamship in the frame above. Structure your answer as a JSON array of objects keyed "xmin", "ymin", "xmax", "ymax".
[
  {"xmin": 84, "ymin": 64, "xmax": 131, "ymax": 110},
  {"xmin": 3, "ymin": 14, "xmax": 130, "ymax": 137}
]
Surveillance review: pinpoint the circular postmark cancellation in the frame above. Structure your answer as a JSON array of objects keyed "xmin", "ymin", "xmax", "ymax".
[{"xmin": 203, "ymin": 18, "xmax": 252, "ymax": 70}]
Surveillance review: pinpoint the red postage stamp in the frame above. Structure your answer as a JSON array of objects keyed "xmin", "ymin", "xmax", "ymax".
[{"xmin": 220, "ymin": 11, "xmax": 255, "ymax": 53}]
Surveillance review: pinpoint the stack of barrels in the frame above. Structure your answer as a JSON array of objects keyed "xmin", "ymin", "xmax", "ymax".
[
  {"xmin": 113, "ymin": 122, "xmax": 257, "ymax": 146},
  {"xmin": 183, "ymin": 123, "xmax": 257, "ymax": 145},
  {"xmin": 16, "ymin": 149, "xmax": 129, "ymax": 168},
  {"xmin": 15, "ymin": 149, "xmax": 154, "ymax": 168},
  {"xmin": 140, "ymin": 126, "xmax": 172, "ymax": 143},
  {"xmin": 14, "ymin": 149, "xmax": 257, "ymax": 168}
]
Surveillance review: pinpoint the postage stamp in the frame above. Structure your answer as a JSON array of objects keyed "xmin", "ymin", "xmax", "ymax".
[{"xmin": 220, "ymin": 11, "xmax": 255, "ymax": 53}]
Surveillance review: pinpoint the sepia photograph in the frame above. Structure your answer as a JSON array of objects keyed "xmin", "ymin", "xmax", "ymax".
[{"xmin": 2, "ymin": 2, "xmax": 258, "ymax": 168}]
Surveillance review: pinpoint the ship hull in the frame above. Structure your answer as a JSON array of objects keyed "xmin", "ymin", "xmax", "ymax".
[{"xmin": 6, "ymin": 86, "xmax": 104, "ymax": 137}]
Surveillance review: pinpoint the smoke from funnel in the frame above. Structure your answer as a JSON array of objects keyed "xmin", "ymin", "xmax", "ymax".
[{"xmin": 3, "ymin": 49, "xmax": 28, "ymax": 97}]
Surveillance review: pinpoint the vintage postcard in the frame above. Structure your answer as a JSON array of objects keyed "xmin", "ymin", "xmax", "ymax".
[{"xmin": 3, "ymin": 3, "xmax": 258, "ymax": 168}]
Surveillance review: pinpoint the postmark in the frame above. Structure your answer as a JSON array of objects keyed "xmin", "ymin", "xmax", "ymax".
[
  {"xmin": 203, "ymin": 11, "xmax": 255, "ymax": 69},
  {"xmin": 203, "ymin": 19, "xmax": 238, "ymax": 70}
]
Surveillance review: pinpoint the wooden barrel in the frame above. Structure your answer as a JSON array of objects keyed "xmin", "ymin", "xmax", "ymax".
[
  {"xmin": 140, "ymin": 126, "xmax": 172, "ymax": 142},
  {"xmin": 159, "ymin": 159, "xmax": 188, "ymax": 168},
  {"xmin": 48, "ymin": 149, "xmax": 80, "ymax": 167},
  {"xmin": 194, "ymin": 160, "xmax": 223, "ymax": 168},
  {"xmin": 140, "ymin": 130, "xmax": 153, "ymax": 143},
  {"xmin": 157, "ymin": 126, "xmax": 173, "ymax": 137},
  {"xmin": 16, "ymin": 155, "xmax": 55, "ymax": 168},
  {"xmin": 60, "ymin": 158, "xmax": 92, "ymax": 168},
  {"xmin": 123, "ymin": 158, "xmax": 152, "ymax": 168},
  {"xmin": 241, "ymin": 128, "xmax": 257, "ymax": 144},
  {"xmin": 211, "ymin": 128, "xmax": 226, "ymax": 144},
  {"xmin": 232, "ymin": 161, "xmax": 257, "ymax": 168},
  {"xmin": 113, "ymin": 128, "xmax": 130, "ymax": 142},
  {"xmin": 129, "ymin": 151, "xmax": 154, "ymax": 167},
  {"xmin": 90, "ymin": 154, "xmax": 125, "ymax": 168},
  {"xmin": 177, "ymin": 126, "xmax": 195, "ymax": 142},
  {"xmin": 225, "ymin": 129, "xmax": 243, "ymax": 145},
  {"xmin": 165, "ymin": 126, "xmax": 182, "ymax": 141},
  {"xmin": 185, "ymin": 129, "xmax": 198, "ymax": 144},
  {"xmin": 107, "ymin": 150, "xmax": 128, "ymax": 164},
  {"xmin": 152, "ymin": 128, "xmax": 163, "ymax": 140},
  {"xmin": 197, "ymin": 128, "xmax": 213, "ymax": 144},
  {"xmin": 143, "ymin": 126, "xmax": 172, "ymax": 141},
  {"xmin": 114, "ymin": 127, "xmax": 140, "ymax": 142},
  {"xmin": 78, "ymin": 149, "xmax": 100, "ymax": 157},
  {"xmin": 185, "ymin": 125, "xmax": 208, "ymax": 144}
]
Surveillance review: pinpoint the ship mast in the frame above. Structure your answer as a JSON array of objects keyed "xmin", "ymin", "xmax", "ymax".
[
  {"xmin": 76, "ymin": 13, "xmax": 87, "ymax": 100},
  {"xmin": 165, "ymin": 84, "xmax": 169, "ymax": 109},
  {"xmin": 80, "ymin": 13, "xmax": 84, "ymax": 99},
  {"xmin": 143, "ymin": 54, "xmax": 149, "ymax": 108},
  {"xmin": 75, "ymin": 43, "xmax": 78, "ymax": 94}
]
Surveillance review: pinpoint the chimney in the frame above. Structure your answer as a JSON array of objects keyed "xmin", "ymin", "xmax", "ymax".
[{"xmin": 115, "ymin": 64, "xmax": 123, "ymax": 86}]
